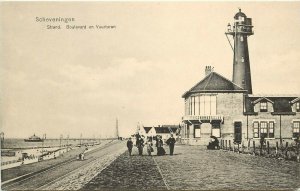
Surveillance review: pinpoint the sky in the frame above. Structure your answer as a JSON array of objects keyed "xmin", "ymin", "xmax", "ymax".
[{"xmin": 1, "ymin": 2, "xmax": 300, "ymax": 138}]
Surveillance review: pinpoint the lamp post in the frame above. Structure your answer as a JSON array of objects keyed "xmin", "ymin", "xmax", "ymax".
[
  {"xmin": 42, "ymin": 134, "xmax": 45, "ymax": 155},
  {"xmin": 0, "ymin": 132, "xmax": 4, "ymax": 149},
  {"xmin": 80, "ymin": 133, "xmax": 82, "ymax": 147},
  {"xmin": 67, "ymin": 135, "xmax": 69, "ymax": 151},
  {"xmin": 59, "ymin": 134, "xmax": 63, "ymax": 156}
]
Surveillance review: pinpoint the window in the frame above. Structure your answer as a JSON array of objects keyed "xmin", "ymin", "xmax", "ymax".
[
  {"xmin": 200, "ymin": 95, "xmax": 205, "ymax": 115},
  {"xmin": 253, "ymin": 121, "xmax": 275, "ymax": 138},
  {"xmin": 253, "ymin": 122, "xmax": 259, "ymax": 138},
  {"xmin": 210, "ymin": 96, "xmax": 217, "ymax": 115},
  {"xmin": 212, "ymin": 122, "xmax": 221, "ymax": 138},
  {"xmin": 293, "ymin": 122, "xmax": 300, "ymax": 138},
  {"xmin": 204, "ymin": 96, "xmax": 210, "ymax": 115},
  {"xmin": 296, "ymin": 102, "xmax": 300, "ymax": 112},
  {"xmin": 195, "ymin": 96, "xmax": 200, "ymax": 115},
  {"xmin": 185, "ymin": 99, "xmax": 189, "ymax": 115},
  {"xmin": 269, "ymin": 122, "xmax": 274, "ymax": 138},
  {"xmin": 186, "ymin": 94, "xmax": 217, "ymax": 116},
  {"xmin": 260, "ymin": 102, "xmax": 268, "ymax": 112},
  {"xmin": 192, "ymin": 96, "xmax": 196, "ymax": 115},
  {"xmin": 194, "ymin": 125, "xmax": 201, "ymax": 138},
  {"xmin": 238, "ymin": 16, "xmax": 245, "ymax": 22},
  {"xmin": 260, "ymin": 122, "xmax": 268, "ymax": 138},
  {"xmin": 189, "ymin": 97, "xmax": 192, "ymax": 115}
]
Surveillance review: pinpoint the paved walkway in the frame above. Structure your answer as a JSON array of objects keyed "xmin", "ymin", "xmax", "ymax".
[
  {"xmin": 82, "ymin": 153, "xmax": 166, "ymax": 190},
  {"xmin": 83, "ymin": 144, "xmax": 300, "ymax": 190}
]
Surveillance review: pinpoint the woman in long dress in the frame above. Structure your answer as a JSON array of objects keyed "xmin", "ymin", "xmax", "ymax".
[{"xmin": 156, "ymin": 136, "xmax": 165, "ymax": 156}]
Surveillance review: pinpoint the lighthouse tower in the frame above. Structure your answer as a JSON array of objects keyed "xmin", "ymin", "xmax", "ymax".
[{"xmin": 226, "ymin": 9, "xmax": 253, "ymax": 94}]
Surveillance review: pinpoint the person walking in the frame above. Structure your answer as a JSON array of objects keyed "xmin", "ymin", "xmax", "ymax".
[
  {"xmin": 156, "ymin": 136, "xmax": 165, "ymax": 156},
  {"xmin": 166, "ymin": 134, "xmax": 176, "ymax": 155},
  {"xmin": 146, "ymin": 137, "xmax": 153, "ymax": 156},
  {"xmin": 136, "ymin": 137, "xmax": 144, "ymax": 156},
  {"xmin": 127, "ymin": 137, "xmax": 133, "ymax": 156}
]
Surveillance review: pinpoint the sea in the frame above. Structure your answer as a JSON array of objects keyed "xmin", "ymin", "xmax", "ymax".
[{"xmin": 1, "ymin": 138, "xmax": 100, "ymax": 150}]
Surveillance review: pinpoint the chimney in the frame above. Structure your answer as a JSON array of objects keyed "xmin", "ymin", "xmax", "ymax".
[{"xmin": 205, "ymin": 66, "xmax": 213, "ymax": 76}]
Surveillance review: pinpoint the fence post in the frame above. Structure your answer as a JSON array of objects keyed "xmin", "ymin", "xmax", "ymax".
[
  {"xmin": 242, "ymin": 141, "xmax": 245, "ymax": 154},
  {"xmin": 260, "ymin": 140, "xmax": 263, "ymax": 156},
  {"xmin": 238, "ymin": 143, "xmax": 240, "ymax": 154},
  {"xmin": 253, "ymin": 141, "xmax": 256, "ymax": 155},
  {"xmin": 276, "ymin": 141, "xmax": 278, "ymax": 156},
  {"xmin": 229, "ymin": 140, "xmax": 231, "ymax": 151},
  {"xmin": 297, "ymin": 141, "xmax": 300, "ymax": 162},
  {"xmin": 248, "ymin": 139, "xmax": 250, "ymax": 153},
  {"xmin": 225, "ymin": 140, "xmax": 227, "ymax": 150},
  {"xmin": 267, "ymin": 141, "xmax": 270, "ymax": 155},
  {"xmin": 285, "ymin": 142, "xmax": 289, "ymax": 158},
  {"xmin": 221, "ymin": 140, "xmax": 224, "ymax": 149}
]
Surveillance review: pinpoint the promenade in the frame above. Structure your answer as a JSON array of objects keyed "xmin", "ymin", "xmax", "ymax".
[
  {"xmin": 83, "ymin": 143, "xmax": 300, "ymax": 190},
  {"xmin": 2, "ymin": 141, "xmax": 300, "ymax": 190}
]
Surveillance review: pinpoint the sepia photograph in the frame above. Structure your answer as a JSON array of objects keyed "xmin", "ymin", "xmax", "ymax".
[{"xmin": 1, "ymin": 2, "xmax": 300, "ymax": 190}]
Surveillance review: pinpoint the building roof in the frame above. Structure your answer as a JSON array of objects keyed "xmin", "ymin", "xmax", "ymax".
[
  {"xmin": 182, "ymin": 72, "xmax": 246, "ymax": 98},
  {"xmin": 143, "ymin": 127, "xmax": 152, "ymax": 134},
  {"xmin": 155, "ymin": 126, "xmax": 178, "ymax": 134},
  {"xmin": 234, "ymin": 10, "xmax": 247, "ymax": 19},
  {"xmin": 143, "ymin": 125, "xmax": 180, "ymax": 134},
  {"xmin": 252, "ymin": 97, "xmax": 274, "ymax": 104},
  {"xmin": 244, "ymin": 96, "xmax": 299, "ymax": 115}
]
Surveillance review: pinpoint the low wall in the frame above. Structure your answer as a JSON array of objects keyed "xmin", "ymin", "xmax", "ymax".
[{"xmin": 1, "ymin": 161, "xmax": 22, "ymax": 170}]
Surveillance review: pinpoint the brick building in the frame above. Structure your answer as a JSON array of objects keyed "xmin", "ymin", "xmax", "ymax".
[{"xmin": 181, "ymin": 10, "xmax": 300, "ymax": 146}]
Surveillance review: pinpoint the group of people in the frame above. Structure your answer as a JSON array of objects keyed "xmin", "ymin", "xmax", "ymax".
[{"xmin": 126, "ymin": 134, "xmax": 176, "ymax": 156}]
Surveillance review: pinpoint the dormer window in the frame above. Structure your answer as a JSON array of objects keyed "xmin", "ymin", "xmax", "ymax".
[
  {"xmin": 296, "ymin": 102, "xmax": 300, "ymax": 112},
  {"xmin": 260, "ymin": 102, "xmax": 267, "ymax": 112}
]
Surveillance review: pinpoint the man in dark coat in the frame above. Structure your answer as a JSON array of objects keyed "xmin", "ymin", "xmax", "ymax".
[
  {"xmin": 127, "ymin": 137, "xmax": 133, "ymax": 156},
  {"xmin": 166, "ymin": 134, "xmax": 176, "ymax": 155},
  {"xmin": 136, "ymin": 137, "xmax": 144, "ymax": 156}
]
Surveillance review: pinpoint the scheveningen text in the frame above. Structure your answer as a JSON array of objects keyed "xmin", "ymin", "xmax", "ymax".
[{"xmin": 36, "ymin": 17, "xmax": 75, "ymax": 23}]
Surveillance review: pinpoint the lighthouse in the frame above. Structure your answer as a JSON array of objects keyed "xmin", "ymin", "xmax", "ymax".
[{"xmin": 226, "ymin": 9, "xmax": 253, "ymax": 94}]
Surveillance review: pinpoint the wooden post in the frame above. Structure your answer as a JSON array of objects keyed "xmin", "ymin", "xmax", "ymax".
[
  {"xmin": 253, "ymin": 141, "xmax": 256, "ymax": 155},
  {"xmin": 267, "ymin": 141, "xmax": 270, "ymax": 154},
  {"xmin": 260, "ymin": 139, "xmax": 263, "ymax": 156},
  {"xmin": 248, "ymin": 139, "xmax": 250, "ymax": 152},
  {"xmin": 297, "ymin": 140, "xmax": 300, "ymax": 162},
  {"xmin": 285, "ymin": 142, "xmax": 289, "ymax": 158},
  {"xmin": 222, "ymin": 140, "xmax": 224, "ymax": 149},
  {"xmin": 242, "ymin": 141, "xmax": 245, "ymax": 153},
  {"xmin": 229, "ymin": 140, "xmax": 231, "ymax": 151},
  {"xmin": 276, "ymin": 141, "xmax": 278, "ymax": 155},
  {"xmin": 225, "ymin": 140, "xmax": 228, "ymax": 150},
  {"xmin": 238, "ymin": 143, "xmax": 240, "ymax": 154}
]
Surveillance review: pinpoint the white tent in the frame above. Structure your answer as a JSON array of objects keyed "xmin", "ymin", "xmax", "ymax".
[
  {"xmin": 148, "ymin": 126, "xmax": 157, "ymax": 137},
  {"xmin": 139, "ymin": 126, "xmax": 147, "ymax": 137}
]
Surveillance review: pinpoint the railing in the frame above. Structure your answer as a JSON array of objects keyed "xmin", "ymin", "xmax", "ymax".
[{"xmin": 182, "ymin": 115, "xmax": 224, "ymax": 122}]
